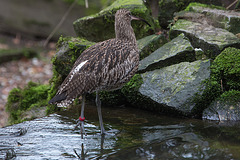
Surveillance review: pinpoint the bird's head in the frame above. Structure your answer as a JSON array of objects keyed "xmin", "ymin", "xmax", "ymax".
[{"xmin": 115, "ymin": 9, "xmax": 150, "ymax": 42}]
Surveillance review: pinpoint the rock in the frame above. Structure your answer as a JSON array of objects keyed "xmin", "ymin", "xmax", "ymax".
[
  {"xmin": 138, "ymin": 33, "xmax": 195, "ymax": 73},
  {"xmin": 137, "ymin": 34, "xmax": 167, "ymax": 59},
  {"xmin": 73, "ymin": 0, "xmax": 157, "ymax": 42},
  {"xmin": 203, "ymin": 90, "xmax": 240, "ymax": 121},
  {"xmin": 0, "ymin": 48, "xmax": 38, "ymax": 64},
  {"xmin": 184, "ymin": 2, "xmax": 240, "ymax": 34},
  {"xmin": 122, "ymin": 60, "xmax": 211, "ymax": 116},
  {"xmin": 203, "ymin": 101, "xmax": 240, "ymax": 121},
  {"xmin": 157, "ymin": 0, "xmax": 223, "ymax": 28},
  {"xmin": 169, "ymin": 19, "xmax": 240, "ymax": 57}
]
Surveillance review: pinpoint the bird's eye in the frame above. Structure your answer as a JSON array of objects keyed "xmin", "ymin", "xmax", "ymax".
[{"xmin": 127, "ymin": 13, "xmax": 131, "ymax": 17}]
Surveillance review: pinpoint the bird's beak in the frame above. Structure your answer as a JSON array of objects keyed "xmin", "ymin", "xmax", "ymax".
[{"xmin": 130, "ymin": 15, "xmax": 151, "ymax": 27}]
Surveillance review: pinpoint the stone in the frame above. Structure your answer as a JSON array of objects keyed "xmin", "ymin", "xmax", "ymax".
[
  {"xmin": 138, "ymin": 33, "xmax": 195, "ymax": 73},
  {"xmin": 122, "ymin": 59, "xmax": 211, "ymax": 115},
  {"xmin": 203, "ymin": 101, "xmax": 240, "ymax": 121},
  {"xmin": 137, "ymin": 34, "xmax": 167, "ymax": 60},
  {"xmin": 157, "ymin": 0, "xmax": 223, "ymax": 28},
  {"xmin": 185, "ymin": 3, "xmax": 240, "ymax": 34},
  {"xmin": 169, "ymin": 19, "xmax": 240, "ymax": 57},
  {"xmin": 73, "ymin": 0, "xmax": 157, "ymax": 42}
]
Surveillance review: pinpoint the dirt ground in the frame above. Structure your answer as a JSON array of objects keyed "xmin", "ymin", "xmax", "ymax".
[{"xmin": 0, "ymin": 34, "xmax": 55, "ymax": 127}]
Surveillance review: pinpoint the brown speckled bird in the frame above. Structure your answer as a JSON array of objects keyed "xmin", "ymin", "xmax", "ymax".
[{"xmin": 49, "ymin": 9, "xmax": 150, "ymax": 135}]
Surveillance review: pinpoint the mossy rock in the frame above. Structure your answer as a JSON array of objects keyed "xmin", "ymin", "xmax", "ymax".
[
  {"xmin": 122, "ymin": 60, "xmax": 211, "ymax": 117},
  {"xmin": 193, "ymin": 47, "xmax": 240, "ymax": 119},
  {"xmin": 169, "ymin": 19, "xmax": 240, "ymax": 57},
  {"xmin": 157, "ymin": 0, "xmax": 223, "ymax": 29},
  {"xmin": 137, "ymin": 33, "xmax": 167, "ymax": 60},
  {"xmin": 0, "ymin": 48, "xmax": 38, "ymax": 64},
  {"xmin": 73, "ymin": 0, "xmax": 158, "ymax": 42},
  {"xmin": 184, "ymin": 2, "xmax": 240, "ymax": 34},
  {"xmin": 203, "ymin": 90, "xmax": 240, "ymax": 121},
  {"xmin": 211, "ymin": 47, "xmax": 240, "ymax": 91},
  {"xmin": 6, "ymin": 82, "xmax": 50, "ymax": 125},
  {"xmin": 138, "ymin": 33, "xmax": 196, "ymax": 73}
]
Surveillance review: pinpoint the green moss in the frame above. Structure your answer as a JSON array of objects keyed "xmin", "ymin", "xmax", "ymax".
[
  {"xmin": 6, "ymin": 82, "xmax": 50, "ymax": 124},
  {"xmin": 192, "ymin": 47, "xmax": 240, "ymax": 117},
  {"xmin": 218, "ymin": 90, "xmax": 240, "ymax": 105},
  {"xmin": 185, "ymin": 2, "xmax": 225, "ymax": 11},
  {"xmin": 211, "ymin": 47, "xmax": 240, "ymax": 91}
]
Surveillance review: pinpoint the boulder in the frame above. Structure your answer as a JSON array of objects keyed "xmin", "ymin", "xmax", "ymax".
[
  {"xmin": 73, "ymin": 0, "xmax": 157, "ymax": 42},
  {"xmin": 137, "ymin": 33, "xmax": 167, "ymax": 59},
  {"xmin": 184, "ymin": 3, "xmax": 240, "ymax": 34},
  {"xmin": 122, "ymin": 59, "xmax": 211, "ymax": 116},
  {"xmin": 169, "ymin": 19, "xmax": 240, "ymax": 57},
  {"xmin": 138, "ymin": 33, "xmax": 196, "ymax": 73},
  {"xmin": 156, "ymin": 0, "xmax": 223, "ymax": 28}
]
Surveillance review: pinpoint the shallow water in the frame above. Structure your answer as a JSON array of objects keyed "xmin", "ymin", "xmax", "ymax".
[{"xmin": 1, "ymin": 105, "xmax": 240, "ymax": 159}]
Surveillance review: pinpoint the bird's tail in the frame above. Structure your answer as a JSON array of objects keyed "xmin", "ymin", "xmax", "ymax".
[
  {"xmin": 48, "ymin": 92, "xmax": 75, "ymax": 107},
  {"xmin": 48, "ymin": 92, "xmax": 67, "ymax": 104}
]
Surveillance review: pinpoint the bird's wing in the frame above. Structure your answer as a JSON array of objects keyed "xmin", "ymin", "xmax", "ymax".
[{"xmin": 52, "ymin": 39, "xmax": 137, "ymax": 104}]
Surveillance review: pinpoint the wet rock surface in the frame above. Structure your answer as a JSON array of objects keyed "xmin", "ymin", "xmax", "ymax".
[
  {"xmin": 1, "ymin": 106, "xmax": 240, "ymax": 159},
  {"xmin": 139, "ymin": 60, "xmax": 210, "ymax": 114}
]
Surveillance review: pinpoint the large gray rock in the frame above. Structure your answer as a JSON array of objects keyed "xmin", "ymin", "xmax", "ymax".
[
  {"xmin": 138, "ymin": 33, "xmax": 195, "ymax": 73},
  {"xmin": 123, "ymin": 60, "xmax": 211, "ymax": 116},
  {"xmin": 137, "ymin": 34, "xmax": 167, "ymax": 60},
  {"xmin": 169, "ymin": 19, "xmax": 240, "ymax": 57},
  {"xmin": 73, "ymin": 0, "xmax": 156, "ymax": 42},
  {"xmin": 185, "ymin": 4, "xmax": 240, "ymax": 34}
]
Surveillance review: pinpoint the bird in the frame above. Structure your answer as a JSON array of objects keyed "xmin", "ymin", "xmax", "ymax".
[{"xmin": 48, "ymin": 8, "xmax": 150, "ymax": 136}]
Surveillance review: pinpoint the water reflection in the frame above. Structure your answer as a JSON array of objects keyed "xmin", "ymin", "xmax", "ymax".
[{"xmin": 1, "ymin": 105, "xmax": 240, "ymax": 159}]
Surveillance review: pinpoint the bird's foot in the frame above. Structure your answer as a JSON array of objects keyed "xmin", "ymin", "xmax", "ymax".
[{"xmin": 75, "ymin": 116, "xmax": 87, "ymax": 138}]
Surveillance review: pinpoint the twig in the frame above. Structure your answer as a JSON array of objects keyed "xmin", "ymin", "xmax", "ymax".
[
  {"xmin": 43, "ymin": 0, "xmax": 78, "ymax": 48},
  {"xmin": 226, "ymin": 0, "xmax": 239, "ymax": 10}
]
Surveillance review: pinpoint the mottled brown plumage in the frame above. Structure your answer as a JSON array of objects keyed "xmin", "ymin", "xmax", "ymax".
[{"xmin": 49, "ymin": 9, "xmax": 149, "ymax": 135}]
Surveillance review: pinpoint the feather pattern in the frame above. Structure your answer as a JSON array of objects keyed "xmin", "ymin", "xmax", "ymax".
[{"xmin": 49, "ymin": 9, "xmax": 140, "ymax": 107}]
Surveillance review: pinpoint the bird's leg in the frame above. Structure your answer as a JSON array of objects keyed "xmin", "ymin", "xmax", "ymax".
[
  {"xmin": 96, "ymin": 91, "xmax": 105, "ymax": 135},
  {"xmin": 78, "ymin": 94, "xmax": 86, "ymax": 137}
]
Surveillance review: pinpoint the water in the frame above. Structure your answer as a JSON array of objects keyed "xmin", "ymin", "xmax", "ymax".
[{"xmin": 1, "ymin": 105, "xmax": 240, "ymax": 159}]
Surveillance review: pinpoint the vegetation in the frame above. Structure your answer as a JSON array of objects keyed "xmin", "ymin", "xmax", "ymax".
[
  {"xmin": 192, "ymin": 47, "xmax": 240, "ymax": 117},
  {"xmin": 6, "ymin": 82, "xmax": 50, "ymax": 124}
]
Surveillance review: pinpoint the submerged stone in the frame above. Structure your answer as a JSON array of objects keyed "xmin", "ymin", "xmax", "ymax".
[
  {"xmin": 73, "ymin": 0, "xmax": 157, "ymax": 42},
  {"xmin": 169, "ymin": 19, "xmax": 240, "ymax": 57},
  {"xmin": 138, "ymin": 33, "xmax": 195, "ymax": 73}
]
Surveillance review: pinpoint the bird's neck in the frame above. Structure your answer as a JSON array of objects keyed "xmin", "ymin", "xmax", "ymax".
[{"xmin": 115, "ymin": 23, "xmax": 137, "ymax": 47}]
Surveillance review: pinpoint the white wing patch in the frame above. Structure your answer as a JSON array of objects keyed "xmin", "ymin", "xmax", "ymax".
[
  {"xmin": 59, "ymin": 60, "xmax": 88, "ymax": 93},
  {"xmin": 69, "ymin": 60, "xmax": 88, "ymax": 82}
]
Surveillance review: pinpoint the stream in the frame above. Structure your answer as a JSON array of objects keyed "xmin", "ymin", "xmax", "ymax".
[{"xmin": 1, "ymin": 104, "xmax": 240, "ymax": 159}]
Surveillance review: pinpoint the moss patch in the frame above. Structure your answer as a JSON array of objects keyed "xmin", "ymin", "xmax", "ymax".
[
  {"xmin": 6, "ymin": 82, "xmax": 50, "ymax": 124},
  {"xmin": 211, "ymin": 47, "xmax": 240, "ymax": 91},
  {"xmin": 184, "ymin": 2, "xmax": 225, "ymax": 11},
  {"xmin": 192, "ymin": 47, "xmax": 240, "ymax": 118}
]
